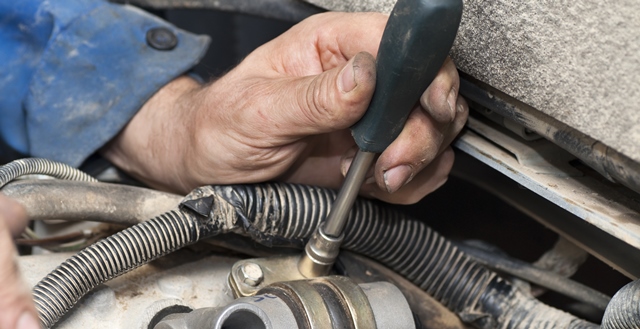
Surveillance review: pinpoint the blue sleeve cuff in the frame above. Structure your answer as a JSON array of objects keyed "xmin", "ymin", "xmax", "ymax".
[{"xmin": 24, "ymin": 2, "xmax": 210, "ymax": 167}]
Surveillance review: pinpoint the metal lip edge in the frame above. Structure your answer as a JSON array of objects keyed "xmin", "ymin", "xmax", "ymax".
[
  {"xmin": 454, "ymin": 129, "xmax": 640, "ymax": 251},
  {"xmin": 459, "ymin": 73, "xmax": 640, "ymax": 197}
]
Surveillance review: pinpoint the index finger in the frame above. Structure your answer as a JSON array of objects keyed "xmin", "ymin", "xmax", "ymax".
[
  {"xmin": 0, "ymin": 204, "xmax": 39, "ymax": 329},
  {"xmin": 329, "ymin": 13, "xmax": 387, "ymax": 62},
  {"xmin": 0, "ymin": 193, "xmax": 28, "ymax": 238},
  {"xmin": 279, "ymin": 12, "xmax": 388, "ymax": 72}
]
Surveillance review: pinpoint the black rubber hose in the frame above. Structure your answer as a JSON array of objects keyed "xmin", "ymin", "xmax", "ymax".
[
  {"xmin": 187, "ymin": 184, "xmax": 598, "ymax": 329},
  {"xmin": 601, "ymin": 280, "xmax": 640, "ymax": 329}
]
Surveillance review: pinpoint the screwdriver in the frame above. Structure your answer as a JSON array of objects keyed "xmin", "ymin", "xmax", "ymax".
[{"xmin": 298, "ymin": 0, "xmax": 463, "ymax": 277}]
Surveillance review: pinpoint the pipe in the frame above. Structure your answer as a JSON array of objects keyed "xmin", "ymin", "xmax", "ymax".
[
  {"xmin": 30, "ymin": 182, "xmax": 600, "ymax": 329},
  {"xmin": 5, "ymin": 158, "xmax": 637, "ymax": 329},
  {"xmin": 456, "ymin": 242, "xmax": 611, "ymax": 311},
  {"xmin": 337, "ymin": 250, "xmax": 470, "ymax": 329},
  {"xmin": 2, "ymin": 180, "xmax": 183, "ymax": 225}
]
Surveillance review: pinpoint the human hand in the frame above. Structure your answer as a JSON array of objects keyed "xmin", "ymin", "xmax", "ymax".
[
  {"xmin": 102, "ymin": 12, "xmax": 468, "ymax": 204},
  {"xmin": 0, "ymin": 194, "xmax": 39, "ymax": 329}
]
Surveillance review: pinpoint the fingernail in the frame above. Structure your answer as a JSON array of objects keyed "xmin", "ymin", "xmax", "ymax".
[
  {"xmin": 16, "ymin": 312, "xmax": 40, "ymax": 329},
  {"xmin": 340, "ymin": 59, "xmax": 357, "ymax": 93},
  {"xmin": 383, "ymin": 165, "xmax": 413, "ymax": 193},
  {"xmin": 341, "ymin": 157, "xmax": 354, "ymax": 177},
  {"xmin": 457, "ymin": 99, "xmax": 466, "ymax": 113},
  {"xmin": 447, "ymin": 88, "xmax": 457, "ymax": 121}
]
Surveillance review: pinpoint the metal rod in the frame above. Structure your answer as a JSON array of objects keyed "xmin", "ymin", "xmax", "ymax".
[
  {"xmin": 323, "ymin": 150, "xmax": 376, "ymax": 236},
  {"xmin": 298, "ymin": 150, "xmax": 376, "ymax": 277}
]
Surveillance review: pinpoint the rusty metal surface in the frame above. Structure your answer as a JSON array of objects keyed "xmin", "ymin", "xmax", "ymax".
[
  {"xmin": 256, "ymin": 276, "xmax": 410, "ymax": 329},
  {"xmin": 229, "ymin": 255, "xmax": 307, "ymax": 297},
  {"xmin": 230, "ymin": 255, "xmax": 414, "ymax": 328}
]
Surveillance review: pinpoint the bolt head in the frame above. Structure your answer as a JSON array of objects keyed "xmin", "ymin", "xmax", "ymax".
[{"xmin": 239, "ymin": 262, "xmax": 264, "ymax": 287}]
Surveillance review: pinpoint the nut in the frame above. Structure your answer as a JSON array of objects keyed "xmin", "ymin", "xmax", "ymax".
[{"xmin": 239, "ymin": 262, "xmax": 264, "ymax": 287}]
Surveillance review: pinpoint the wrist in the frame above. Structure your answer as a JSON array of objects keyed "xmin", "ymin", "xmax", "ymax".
[{"xmin": 101, "ymin": 75, "xmax": 203, "ymax": 193}]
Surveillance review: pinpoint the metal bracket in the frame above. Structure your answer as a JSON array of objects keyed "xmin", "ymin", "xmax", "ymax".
[{"xmin": 229, "ymin": 255, "xmax": 306, "ymax": 297}]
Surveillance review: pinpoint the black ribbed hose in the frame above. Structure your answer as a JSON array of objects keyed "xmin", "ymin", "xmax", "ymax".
[
  {"xmin": 601, "ymin": 280, "xmax": 640, "ymax": 329},
  {"xmin": 188, "ymin": 184, "xmax": 598, "ymax": 329}
]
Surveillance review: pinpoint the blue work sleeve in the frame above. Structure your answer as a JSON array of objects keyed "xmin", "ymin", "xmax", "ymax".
[{"xmin": 0, "ymin": 0, "xmax": 210, "ymax": 166}]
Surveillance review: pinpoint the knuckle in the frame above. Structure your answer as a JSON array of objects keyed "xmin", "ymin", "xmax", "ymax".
[
  {"xmin": 303, "ymin": 74, "xmax": 341, "ymax": 127},
  {"xmin": 422, "ymin": 85, "xmax": 454, "ymax": 124},
  {"xmin": 444, "ymin": 57, "xmax": 459, "ymax": 78}
]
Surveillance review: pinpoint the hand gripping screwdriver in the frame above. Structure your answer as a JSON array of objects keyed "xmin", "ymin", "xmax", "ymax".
[{"xmin": 298, "ymin": 0, "xmax": 463, "ymax": 277}]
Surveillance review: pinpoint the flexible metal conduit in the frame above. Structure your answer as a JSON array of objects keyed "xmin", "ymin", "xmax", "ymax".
[
  {"xmin": 33, "ymin": 210, "xmax": 199, "ymax": 328},
  {"xmin": 0, "ymin": 158, "xmax": 96, "ymax": 188}
]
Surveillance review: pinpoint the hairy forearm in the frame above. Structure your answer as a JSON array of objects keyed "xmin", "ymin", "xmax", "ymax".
[{"xmin": 100, "ymin": 76, "xmax": 202, "ymax": 193}]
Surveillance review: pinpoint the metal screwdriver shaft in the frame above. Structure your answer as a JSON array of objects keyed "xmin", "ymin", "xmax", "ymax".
[
  {"xmin": 323, "ymin": 151, "xmax": 376, "ymax": 235},
  {"xmin": 298, "ymin": 151, "xmax": 375, "ymax": 277},
  {"xmin": 298, "ymin": 0, "xmax": 463, "ymax": 278}
]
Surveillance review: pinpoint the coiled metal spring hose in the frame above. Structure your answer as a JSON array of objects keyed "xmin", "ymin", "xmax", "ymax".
[
  {"xmin": 34, "ymin": 210, "xmax": 198, "ymax": 328},
  {"xmin": 0, "ymin": 158, "xmax": 96, "ymax": 187}
]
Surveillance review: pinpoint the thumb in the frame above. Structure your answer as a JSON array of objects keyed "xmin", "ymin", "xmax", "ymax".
[
  {"xmin": 0, "ymin": 197, "xmax": 39, "ymax": 329},
  {"xmin": 274, "ymin": 51, "xmax": 376, "ymax": 137}
]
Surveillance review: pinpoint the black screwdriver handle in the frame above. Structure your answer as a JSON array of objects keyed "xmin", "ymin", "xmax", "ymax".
[{"xmin": 351, "ymin": 0, "xmax": 463, "ymax": 153}]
